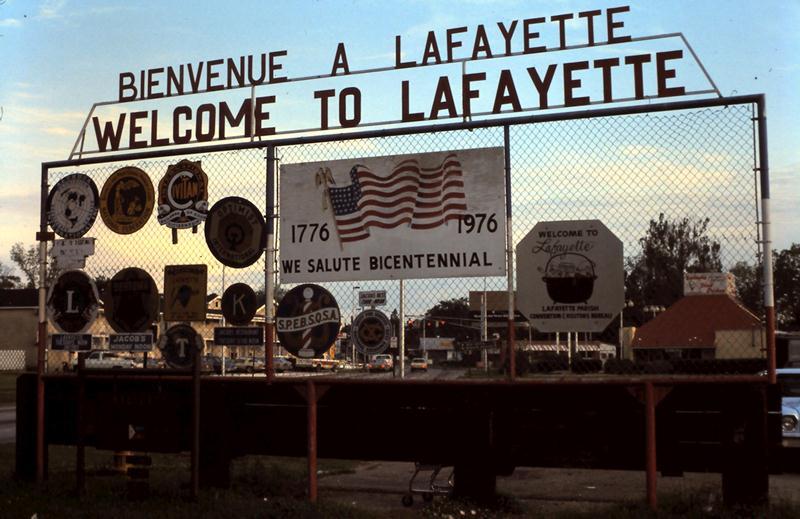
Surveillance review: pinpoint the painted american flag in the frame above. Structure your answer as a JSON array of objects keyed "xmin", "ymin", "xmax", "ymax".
[{"xmin": 327, "ymin": 153, "xmax": 467, "ymax": 244}]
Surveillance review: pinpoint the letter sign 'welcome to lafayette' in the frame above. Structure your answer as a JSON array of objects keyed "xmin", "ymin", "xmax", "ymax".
[{"xmin": 80, "ymin": 5, "xmax": 711, "ymax": 157}]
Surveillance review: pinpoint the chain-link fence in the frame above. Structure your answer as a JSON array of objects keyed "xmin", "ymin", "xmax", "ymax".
[{"xmin": 44, "ymin": 98, "xmax": 766, "ymax": 377}]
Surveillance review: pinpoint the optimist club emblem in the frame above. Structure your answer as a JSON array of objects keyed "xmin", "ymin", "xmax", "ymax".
[
  {"xmin": 276, "ymin": 284, "xmax": 341, "ymax": 358},
  {"xmin": 157, "ymin": 159, "xmax": 208, "ymax": 230},
  {"xmin": 204, "ymin": 197, "xmax": 266, "ymax": 268},
  {"xmin": 46, "ymin": 174, "xmax": 99, "ymax": 239},
  {"xmin": 100, "ymin": 166, "xmax": 155, "ymax": 234}
]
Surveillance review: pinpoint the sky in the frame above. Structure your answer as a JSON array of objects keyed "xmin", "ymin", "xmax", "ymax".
[{"xmin": 0, "ymin": 0, "xmax": 798, "ymax": 283}]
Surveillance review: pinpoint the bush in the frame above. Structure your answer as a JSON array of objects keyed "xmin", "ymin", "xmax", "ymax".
[{"xmin": 570, "ymin": 359, "xmax": 603, "ymax": 373}]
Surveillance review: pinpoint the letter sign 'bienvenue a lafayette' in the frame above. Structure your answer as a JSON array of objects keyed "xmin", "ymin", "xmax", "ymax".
[
  {"xmin": 280, "ymin": 148, "xmax": 506, "ymax": 282},
  {"xmin": 82, "ymin": 6, "xmax": 707, "ymax": 156}
]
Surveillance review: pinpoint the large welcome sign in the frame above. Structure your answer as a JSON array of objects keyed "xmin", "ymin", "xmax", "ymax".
[
  {"xmin": 78, "ymin": 5, "xmax": 713, "ymax": 157},
  {"xmin": 280, "ymin": 148, "xmax": 506, "ymax": 282}
]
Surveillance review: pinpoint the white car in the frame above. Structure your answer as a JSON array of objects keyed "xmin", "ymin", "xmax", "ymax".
[
  {"xmin": 71, "ymin": 350, "xmax": 139, "ymax": 370},
  {"xmin": 368, "ymin": 354, "xmax": 393, "ymax": 372},
  {"xmin": 778, "ymin": 368, "xmax": 800, "ymax": 448}
]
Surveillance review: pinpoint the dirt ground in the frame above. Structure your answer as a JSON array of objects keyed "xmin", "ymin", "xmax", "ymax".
[{"xmin": 319, "ymin": 461, "xmax": 800, "ymax": 516}]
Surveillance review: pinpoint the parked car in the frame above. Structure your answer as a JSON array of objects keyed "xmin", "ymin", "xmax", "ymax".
[
  {"xmin": 273, "ymin": 356, "xmax": 294, "ymax": 373},
  {"xmin": 778, "ymin": 368, "xmax": 800, "ymax": 449},
  {"xmin": 70, "ymin": 350, "xmax": 139, "ymax": 370},
  {"xmin": 410, "ymin": 357, "xmax": 429, "ymax": 372},
  {"xmin": 368, "ymin": 354, "xmax": 393, "ymax": 372},
  {"xmin": 201, "ymin": 355, "xmax": 235, "ymax": 374}
]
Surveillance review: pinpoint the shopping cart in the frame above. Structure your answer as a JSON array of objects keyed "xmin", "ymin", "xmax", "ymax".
[{"xmin": 401, "ymin": 462, "xmax": 454, "ymax": 507}]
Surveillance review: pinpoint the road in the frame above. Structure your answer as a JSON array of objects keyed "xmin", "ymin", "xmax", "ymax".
[{"xmin": 0, "ymin": 405, "xmax": 14, "ymax": 444}]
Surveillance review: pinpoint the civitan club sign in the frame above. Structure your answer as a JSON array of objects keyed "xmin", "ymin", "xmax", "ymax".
[{"xmin": 81, "ymin": 5, "xmax": 711, "ymax": 156}]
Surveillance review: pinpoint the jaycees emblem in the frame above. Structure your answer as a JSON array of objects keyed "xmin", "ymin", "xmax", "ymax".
[
  {"xmin": 276, "ymin": 284, "xmax": 341, "ymax": 358},
  {"xmin": 158, "ymin": 159, "xmax": 208, "ymax": 230},
  {"xmin": 100, "ymin": 166, "xmax": 154, "ymax": 234}
]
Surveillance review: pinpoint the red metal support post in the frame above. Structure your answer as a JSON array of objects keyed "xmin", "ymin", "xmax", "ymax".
[
  {"xmin": 190, "ymin": 347, "xmax": 201, "ymax": 500},
  {"xmin": 645, "ymin": 381, "xmax": 657, "ymax": 510},
  {"xmin": 306, "ymin": 379, "xmax": 318, "ymax": 502},
  {"xmin": 265, "ymin": 145, "xmax": 276, "ymax": 382}
]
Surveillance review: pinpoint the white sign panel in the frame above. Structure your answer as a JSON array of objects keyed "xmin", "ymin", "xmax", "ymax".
[
  {"xmin": 280, "ymin": 148, "xmax": 506, "ymax": 282},
  {"xmin": 684, "ymin": 272, "xmax": 735, "ymax": 296},
  {"xmin": 49, "ymin": 238, "xmax": 95, "ymax": 269},
  {"xmin": 516, "ymin": 220, "xmax": 623, "ymax": 333},
  {"xmin": 359, "ymin": 290, "xmax": 387, "ymax": 307}
]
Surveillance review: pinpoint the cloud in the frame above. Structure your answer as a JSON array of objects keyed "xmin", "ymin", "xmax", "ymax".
[
  {"xmin": 0, "ymin": 18, "xmax": 21, "ymax": 27},
  {"xmin": 38, "ymin": 0, "xmax": 66, "ymax": 19}
]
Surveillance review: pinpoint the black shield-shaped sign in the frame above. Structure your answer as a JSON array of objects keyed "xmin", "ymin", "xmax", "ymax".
[
  {"xmin": 46, "ymin": 270, "xmax": 100, "ymax": 334},
  {"xmin": 276, "ymin": 284, "xmax": 340, "ymax": 358},
  {"xmin": 104, "ymin": 267, "xmax": 159, "ymax": 333}
]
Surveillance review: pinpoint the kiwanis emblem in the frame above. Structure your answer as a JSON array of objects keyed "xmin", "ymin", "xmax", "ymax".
[{"xmin": 158, "ymin": 159, "xmax": 208, "ymax": 242}]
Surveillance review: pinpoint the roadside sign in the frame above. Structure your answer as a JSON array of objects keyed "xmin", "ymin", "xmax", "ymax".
[
  {"xmin": 109, "ymin": 333, "xmax": 153, "ymax": 351},
  {"xmin": 163, "ymin": 265, "xmax": 207, "ymax": 322},
  {"xmin": 516, "ymin": 220, "xmax": 623, "ymax": 333},
  {"xmin": 358, "ymin": 290, "xmax": 386, "ymax": 307},
  {"xmin": 276, "ymin": 284, "xmax": 341, "ymax": 358},
  {"xmin": 51, "ymin": 334, "xmax": 92, "ymax": 351},
  {"xmin": 204, "ymin": 197, "xmax": 266, "ymax": 268},
  {"xmin": 158, "ymin": 324, "xmax": 203, "ymax": 369},
  {"xmin": 352, "ymin": 309, "xmax": 392, "ymax": 356},
  {"xmin": 279, "ymin": 148, "xmax": 506, "ymax": 282},
  {"xmin": 49, "ymin": 238, "xmax": 95, "ymax": 269},
  {"xmin": 104, "ymin": 267, "xmax": 159, "ymax": 333},
  {"xmin": 99, "ymin": 166, "xmax": 155, "ymax": 234},
  {"xmin": 46, "ymin": 173, "xmax": 99, "ymax": 239},
  {"xmin": 214, "ymin": 327, "xmax": 263, "ymax": 346},
  {"xmin": 46, "ymin": 270, "xmax": 100, "ymax": 334},
  {"xmin": 221, "ymin": 283, "xmax": 257, "ymax": 325},
  {"xmin": 157, "ymin": 159, "xmax": 208, "ymax": 230}
]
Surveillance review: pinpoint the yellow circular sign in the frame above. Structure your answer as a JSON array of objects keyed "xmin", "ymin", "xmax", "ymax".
[{"xmin": 100, "ymin": 166, "xmax": 155, "ymax": 234}]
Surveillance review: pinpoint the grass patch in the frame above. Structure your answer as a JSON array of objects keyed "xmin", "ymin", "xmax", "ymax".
[
  {"xmin": 0, "ymin": 443, "xmax": 371, "ymax": 518},
  {"xmin": 0, "ymin": 372, "xmax": 20, "ymax": 405},
  {"xmin": 423, "ymin": 493, "xmax": 527, "ymax": 518}
]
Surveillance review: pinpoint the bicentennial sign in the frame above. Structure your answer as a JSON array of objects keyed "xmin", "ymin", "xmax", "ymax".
[
  {"xmin": 100, "ymin": 166, "xmax": 155, "ymax": 234},
  {"xmin": 46, "ymin": 270, "xmax": 101, "ymax": 334},
  {"xmin": 516, "ymin": 220, "xmax": 624, "ymax": 333},
  {"xmin": 275, "ymin": 284, "xmax": 341, "ymax": 358},
  {"xmin": 204, "ymin": 197, "xmax": 266, "ymax": 268},
  {"xmin": 279, "ymin": 148, "xmax": 506, "ymax": 282},
  {"xmin": 47, "ymin": 174, "xmax": 99, "ymax": 239},
  {"xmin": 163, "ymin": 265, "xmax": 208, "ymax": 322}
]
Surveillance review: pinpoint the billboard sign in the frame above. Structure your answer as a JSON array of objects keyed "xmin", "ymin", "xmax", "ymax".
[
  {"xmin": 280, "ymin": 148, "xmax": 506, "ymax": 282},
  {"xmin": 516, "ymin": 220, "xmax": 623, "ymax": 333}
]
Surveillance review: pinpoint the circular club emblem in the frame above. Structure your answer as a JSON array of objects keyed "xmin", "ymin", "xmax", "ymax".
[
  {"xmin": 352, "ymin": 309, "xmax": 392, "ymax": 356},
  {"xmin": 103, "ymin": 267, "xmax": 159, "ymax": 333},
  {"xmin": 157, "ymin": 159, "xmax": 208, "ymax": 229},
  {"xmin": 46, "ymin": 174, "xmax": 99, "ymax": 239},
  {"xmin": 222, "ymin": 283, "xmax": 258, "ymax": 325},
  {"xmin": 100, "ymin": 166, "xmax": 155, "ymax": 234},
  {"xmin": 158, "ymin": 324, "xmax": 203, "ymax": 369},
  {"xmin": 276, "ymin": 284, "xmax": 341, "ymax": 358},
  {"xmin": 46, "ymin": 270, "xmax": 100, "ymax": 334},
  {"xmin": 205, "ymin": 197, "xmax": 266, "ymax": 268}
]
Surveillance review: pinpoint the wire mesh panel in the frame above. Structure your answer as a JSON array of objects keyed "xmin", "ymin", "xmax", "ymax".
[{"xmin": 45, "ymin": 99, "xmax": 765, "ymax": 377}]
